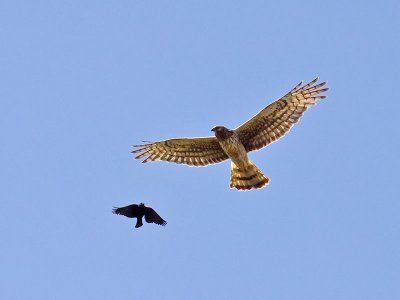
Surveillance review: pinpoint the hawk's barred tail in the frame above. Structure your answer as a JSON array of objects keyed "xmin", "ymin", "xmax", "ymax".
[{"xmin": 230, "ymin": 161, "xmax": 269, "ymax": 191}]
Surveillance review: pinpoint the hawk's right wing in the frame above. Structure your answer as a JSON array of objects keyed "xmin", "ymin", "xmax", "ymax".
[{"xmin": 132, "ymin": 137, "xmax": 229, "ymax": 166}]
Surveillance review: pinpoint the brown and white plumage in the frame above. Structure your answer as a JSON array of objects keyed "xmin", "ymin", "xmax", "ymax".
[
  {"xmin": 133, "ymin": 137, "xmax": 229, "ymax": 166},
  {"xmin": 132, "ymin": 78, "xmax": 329, "ymax": 190},
  {"xmin": 235, "ymin": 77, "xmax": 328, "ymax": 152}
]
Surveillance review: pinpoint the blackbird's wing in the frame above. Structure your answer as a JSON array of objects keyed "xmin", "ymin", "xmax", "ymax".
[
  {"xmin": 144, "ymin": 207, "xmax": 167, "ymax": 226},
  {"xmin": 112, "ymin": 204, "xmax": 139, "ymax": 218}
]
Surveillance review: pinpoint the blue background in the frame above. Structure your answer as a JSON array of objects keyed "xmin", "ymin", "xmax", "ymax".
[{"xmin": 1, "ymin": 1, "xmax": 399, "ymax": 299}]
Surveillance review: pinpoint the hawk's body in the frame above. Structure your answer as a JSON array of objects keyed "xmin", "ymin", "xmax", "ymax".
[
  {"xmin": 213, "ymin": 127, "xmax": 269, "ymax": 189},
  {"xmin": 132, "ymin": 78, "xmax": 329, "ymax": 190},
  {"xmin": 216, "ymin": 130, "xmax": 247, "ymax": 168}
]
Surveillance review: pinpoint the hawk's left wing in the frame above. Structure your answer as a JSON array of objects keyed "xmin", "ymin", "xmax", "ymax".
[
  {"xmin": 235, "ymin": 77, "xmax": 329, "ymax": 152},
  {"xmin": 132, "ymin": 137, "xmax": 229, "ymax": 166}
]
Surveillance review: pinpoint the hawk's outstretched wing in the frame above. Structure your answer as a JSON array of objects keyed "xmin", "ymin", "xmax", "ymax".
[
  {"xmin": 132, "ymin": 137, "xmax": 229, "ymax": 166},
  {"xmin": 144, "ymin": 207, "xmax": 167, "ymax": 226},
  {"xmin": 235, "ymin": 77, "xmax": 329, "ymax": 152}
]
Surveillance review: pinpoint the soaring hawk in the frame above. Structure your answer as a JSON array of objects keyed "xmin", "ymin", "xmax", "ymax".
[
  {"xmin": 112, "ymin": 203, "xmax": 167, "ymax": 228},
  {"xmin": 132, "ymin": 78, "xmax": 329, "ymax": 190}
]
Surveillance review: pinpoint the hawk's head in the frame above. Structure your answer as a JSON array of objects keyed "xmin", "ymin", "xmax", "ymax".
[{"xmin": 211, "ymin": 126, "xmax": 233, "ymax": 140}]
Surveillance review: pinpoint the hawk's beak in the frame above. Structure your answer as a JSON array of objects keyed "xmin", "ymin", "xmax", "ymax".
[{"xmin": 211, "ymin": 127, "xmax": 216, "ymax": 132}]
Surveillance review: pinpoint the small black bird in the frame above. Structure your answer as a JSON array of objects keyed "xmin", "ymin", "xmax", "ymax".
[{"xmin": 112, "ymin": 203, "xmax": 167, "ymax": 228}]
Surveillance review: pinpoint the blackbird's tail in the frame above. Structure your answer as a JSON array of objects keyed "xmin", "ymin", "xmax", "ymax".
[{"xmin": 135, "ymin": 217, "xmax": 143, "ymax": 228}]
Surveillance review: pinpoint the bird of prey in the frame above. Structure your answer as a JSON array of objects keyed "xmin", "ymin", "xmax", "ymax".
[
  {"xmin": 132, "ymin": 77, "xmax": 329, "ymax": 190},
  {"xmin": 112, "ymin": 203, "xmax": 167, "ymax": 228}
]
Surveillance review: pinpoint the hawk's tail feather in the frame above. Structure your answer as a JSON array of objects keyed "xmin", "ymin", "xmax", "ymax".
[{"xmin": 230, "ymin": 161, "xmax": 269, "ymax": 191}]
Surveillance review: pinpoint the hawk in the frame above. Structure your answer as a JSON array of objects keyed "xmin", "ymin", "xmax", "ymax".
[
  {"xmin": 132, "ymin": 78, "xmax": 329, "ymax": 190},
  {"xmin": 112, "ymin": 203, "xmax": 167, "ymax": 228}
]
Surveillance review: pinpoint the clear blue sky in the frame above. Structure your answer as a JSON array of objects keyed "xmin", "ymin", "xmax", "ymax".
[{"xmin": 1, "ymin": 1, "xmax": 399, "ymax": 299}]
